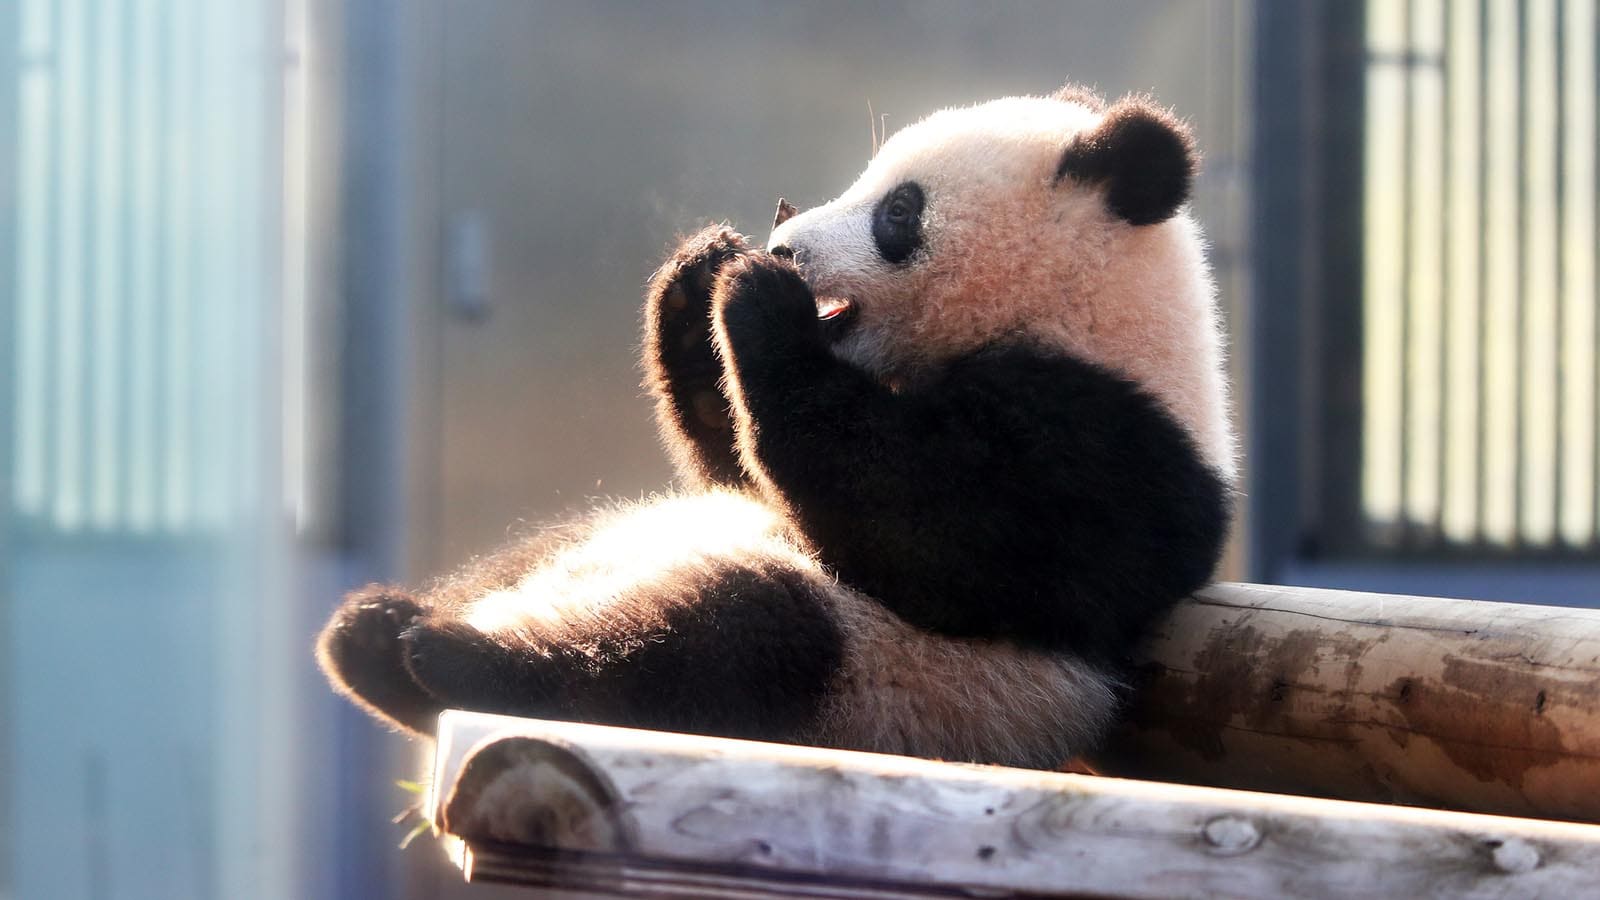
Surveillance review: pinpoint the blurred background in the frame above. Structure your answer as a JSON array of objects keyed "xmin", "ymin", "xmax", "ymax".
[{"xmin": 1, "ymin": 0, "xmax": 1596, "ymax": 897}]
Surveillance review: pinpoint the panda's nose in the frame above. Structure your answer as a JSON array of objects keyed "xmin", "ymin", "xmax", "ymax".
[{"xmin": 769, "ymin": 243, "xmax": 795, "ymax": 260}]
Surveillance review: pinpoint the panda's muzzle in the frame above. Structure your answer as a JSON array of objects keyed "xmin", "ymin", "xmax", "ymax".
[{"xmin": 769, "ymin": 200, "xmax": 858, "ymax": 340}]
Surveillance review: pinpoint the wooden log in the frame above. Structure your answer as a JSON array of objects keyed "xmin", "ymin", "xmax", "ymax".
[
  {"xmin": 1097, "ymin": 582, "xmax": 1600, "ymax": 822},
  {"xmin": 430, "ymin": 711, "xmax": 1600, "ymax": 899}
]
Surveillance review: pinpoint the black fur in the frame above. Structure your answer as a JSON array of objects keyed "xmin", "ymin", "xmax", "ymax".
[
  {"xmin": 871, "ymin": 181, "xmax": 926, "ymax": 264},
  {"xmin": 643, "ymin": 226, "xmax": 752, "ymax": 488},
  {"xmin": 399, "ymin": 562, "xmax": 842, "ymax": 740},
  {"xmin": 713, "ymin": 253, "xmax": 1229, "ymax": 663},
  {"xmin": 319, "ymin": 227, "xmax": 1229, "ymax": 749},
  {"xmin": 315, "ymin": 586, "xmax": 441, "ymax": 734},
  {"xmin": 1055, "ymin": 97, "xmax": 1197, "ymax": 226}
]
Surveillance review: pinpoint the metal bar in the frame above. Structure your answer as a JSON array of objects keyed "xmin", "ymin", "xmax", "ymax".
[
  {"xmin": 41, "ymin": 0, "xmax": 62, "ymax": 527},
  {"xmin": 152, "ymin": 0, "xmax": 171, "ymax": 532},
  {"xmin": 80, "ymin": 0, "xmax": 99, "ymax": 531},
  {"xmin": 1324, "ymin": 2, "xmax": 1371, "ymax": 555},
  {"xmin": 1399, "ymin": 0, "xmax": 1415, "ymax": 546},
  {"xmin": 1248, "ymin": 2, "xmax": 1312, "ymax": 578},
  {"xmin": 1594, "ymin": 0, "xmax": 1600, "ymax": 548},
  {"xmin": 1435, "ymin": 0, "xmax": 1451, "ymax": 543},
  {"xmin": 1475, "ymin": 0, "xmax": 1491, "ymax": 545},
  {"xmin": 1514, "ymin": 0, "xmax": 1529, "ymax": 547},
  {"xmin": 184, "ymin": 0, "xmax": 208, "ymax": 531},
  {"xmin": 1555, "ymin": 0, "xmax": 1568, "ymax": 541},
  {"xmin": 118, "ymin": 0, "xmax": 138, "ymax": 526}
]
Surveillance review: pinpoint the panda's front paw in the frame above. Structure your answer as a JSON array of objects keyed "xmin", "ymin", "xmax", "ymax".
[
  {"xmin": 647, "ymin": 225, "xmax": 750, "ymax": 328},
  {"xmin": 711, "ymin": 252, "xmax": 823, "ymax": 361}
]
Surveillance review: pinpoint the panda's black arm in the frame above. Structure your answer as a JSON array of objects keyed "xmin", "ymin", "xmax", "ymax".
[
  {"xmin": 712, "ymin": 254, "xmax": 1231, "ymax": 661},
  {"xmin": 642, "ymin": 226, "xmax": 753, "ymax": 489}
]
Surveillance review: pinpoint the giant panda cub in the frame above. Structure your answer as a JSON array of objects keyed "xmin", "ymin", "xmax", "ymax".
[{"xmin": 317, "ymin": 86, "xmax": 1234, "ymax": 770}]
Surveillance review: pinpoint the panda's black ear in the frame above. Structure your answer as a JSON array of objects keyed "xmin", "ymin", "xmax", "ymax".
[{"xmin": 1054, "ymin": 96, "xmax": 1197, "ymax": 226}]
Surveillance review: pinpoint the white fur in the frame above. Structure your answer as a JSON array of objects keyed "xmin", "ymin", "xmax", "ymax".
[
  {"xmin": 467, "ymin": 490, "xmax": 1118, "ymax": 766},
  {"xmin": 770, "ymin": 95, "xmax": 1236, "ymax": 482}
]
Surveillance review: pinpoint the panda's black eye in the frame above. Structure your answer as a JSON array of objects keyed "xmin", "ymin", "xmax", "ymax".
[{"xmin": 872, "ymin": 181, "xmax": 925, "ymax": 265}]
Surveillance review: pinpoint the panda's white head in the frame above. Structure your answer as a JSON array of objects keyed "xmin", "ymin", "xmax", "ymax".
[{"xmin": 768, "ymin": 88, "xmax": 1235, "ymax": 481}]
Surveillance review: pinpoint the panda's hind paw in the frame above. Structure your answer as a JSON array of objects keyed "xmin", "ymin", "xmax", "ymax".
[
  {"xmin": 315, "ymin": 585, "xmax": 441, "ymax": 735},
  {"xmin": 400, "ymin": 619, "xmax": 561, "ymax": 719}
]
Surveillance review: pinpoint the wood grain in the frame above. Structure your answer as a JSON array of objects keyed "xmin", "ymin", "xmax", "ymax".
[
  {"xmin": 1098, "ymin": 582, "xmax": 1600, "ymax": 821},
  {"xmin": 431, "ymin": 711, "xmax": 1600, "ymax": 899}
]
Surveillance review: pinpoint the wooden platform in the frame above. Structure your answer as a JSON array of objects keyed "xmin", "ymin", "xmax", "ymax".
[
  {"xmin": 421, "ymin": 582, "xmax": 1600, "ymax": 897},
  {"xmin": 428, "ymin": 712, "xmax": 1600, "ymax": 898}
]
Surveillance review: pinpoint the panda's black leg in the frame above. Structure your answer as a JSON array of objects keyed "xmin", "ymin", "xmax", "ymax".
[
  {"xmin": 397, "ymin": 618, "xmax": 572, "ymax": 720},
  {"xmin": 643, "ymin": 226, "xmax": 752, "ymax": 488},
  {"xmin": 315, "ymin": 585, "xmax": 445, "ymax": 735},
  {"xmin": 399, "ymin": 565, "xmax": 844, "ymax": 742}
]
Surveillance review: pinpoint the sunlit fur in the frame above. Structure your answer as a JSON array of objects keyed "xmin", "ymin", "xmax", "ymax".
[
  {"xmin": 319, "ymin": 87, "xmax": 1223, "ymax": 769},
  {"xmin": 770, "ymin": 94, "xmax": 1235, "ymax": 482},
  {"xmin": 443, "ymin": 490, "xmax": 1116, "ymax": 769}
]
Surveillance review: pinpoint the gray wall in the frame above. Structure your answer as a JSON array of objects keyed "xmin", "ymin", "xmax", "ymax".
[{"xmin": 407, "ymin": 1, "xmax": 1254, "ymax": 576}]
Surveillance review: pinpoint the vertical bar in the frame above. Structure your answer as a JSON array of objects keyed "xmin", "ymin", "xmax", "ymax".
[
  {"xmin": 1248, "ymin": 1, "xmax": 1312, "ymax": 576},
  {"xmin": 163, "ymin": 0, "xmax": 191, "ymax": 530},
  {"xmin": 282, "ymin": 0, "xmax": 309, "ymax": 532},
  {"xmin": 1407, "ymin": 0, "xmax": 1447, "ymax": 541},
  {"xmin": 1562, "ymin": 0, "xmax": 1600, "ymax": 548},
  {"xmin": 1512, "ymin": 0, "xmax": 1527, "ymax": 546},
  {"xmin": 1519, "ymin": 0, "xmax": 1559, "ymax": 546},
  {"xmin": 190, "ymin": 0, "xmax": 216, "ymax": 529},
  {"xmin": 1553, "ymin": 0, "xmax": 1568, "ymax": 540},
  {"xmin": 53, "ymin": 0, "xmax": 85, "ymax": 531},
  {"xmin": 1593, "ymin": 0, "xmax": 1600, "ymax": 548},
  {"xmin": 14, "ymin": 0, "xmax": 55, "ymax": 518},
  {"xmin": 1398, "ymin": 0, "xmax": 1415, "ymax": 543},
  {"xmin": 1444, "ymin": 0, "xmax": 1485, "ymax": 544},
  {"xmin": 1436, "ymin": 0, "xmax": 1455, "ymax": 541},
  {"xmin": 202, "ymin": 0, "xmax": 228, "ymax": 529},
  {"xmin": 79, "ymin": 0, "xmax": 102, "ymax": 530},
  {"xmin": 128, "ymin": 0, "xmax": 160, "ymax": 532},
  {"xmin": 89, "ymin": 0, "xmax": 119, "ymax": 531},
  {"xmin": 1363, "ymin": 0, "xmax": 1408, "ymax": 533},
  {"xmin": 1472, "ymin": 0, "xmax": 1484, "ymax": 538},
  {"xmin": 117, "ymin": 0, "xmax": 139, "ymax": 526},
  {"xmin": 1481, "ymin": 0, "xmax": 1520, "ymax": 545}
]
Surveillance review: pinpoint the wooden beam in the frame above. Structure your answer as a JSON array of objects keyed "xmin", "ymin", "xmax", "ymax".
[
  {"xmin": 430, "ymin": 711, "xmax": 1600, "ymax": 899},
  {"xmin": 1098, "ymin": 582, "xmax": 1600, "ymax": 822}
]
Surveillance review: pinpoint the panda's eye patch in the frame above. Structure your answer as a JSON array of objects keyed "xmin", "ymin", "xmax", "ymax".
[{"xmin": 872, "ymin": 181, "xmax": 925, "ymax": 265}]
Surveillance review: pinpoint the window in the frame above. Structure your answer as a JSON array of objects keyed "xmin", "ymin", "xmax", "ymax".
[{"xmin": 1254, "ymin": 0, "xmax": 1600, "ymax": 576}]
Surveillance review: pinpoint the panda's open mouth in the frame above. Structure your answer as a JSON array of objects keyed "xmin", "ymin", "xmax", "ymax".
[{"xmin": 815, "ymin": 294, "xmax": 858, "ymax": 339}]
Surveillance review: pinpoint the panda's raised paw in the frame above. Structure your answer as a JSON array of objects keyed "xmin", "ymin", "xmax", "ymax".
[
  {"xmin": 649, "ymin": 225, "xmax": 751, "ymax": 320},
  {"xmin": 711, "ymin": 252, "xmax": 822, "ymax": 354}
]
